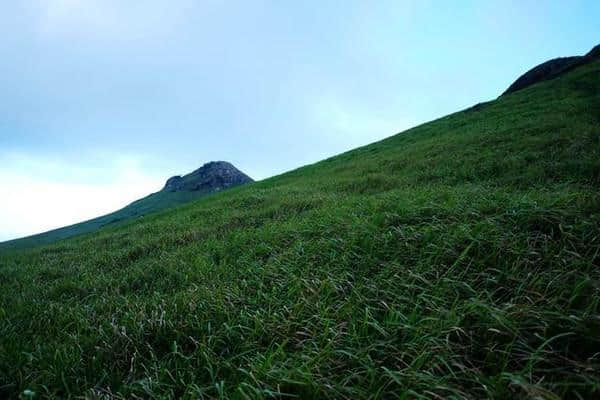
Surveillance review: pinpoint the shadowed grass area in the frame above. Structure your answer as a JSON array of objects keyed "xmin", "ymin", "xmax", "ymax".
[{"xmin": 0, "ymin": 61, "xmax": 599, "ymax": 399}]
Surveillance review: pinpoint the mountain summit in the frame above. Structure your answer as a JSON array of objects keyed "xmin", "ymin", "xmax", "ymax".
[
  {"xmin": 0, "ymin": 161, "xmax": 253, "ymax": 248},
  {"xmin": 162, "ymin": 161, "xmax": 253, "ymax": 193}
]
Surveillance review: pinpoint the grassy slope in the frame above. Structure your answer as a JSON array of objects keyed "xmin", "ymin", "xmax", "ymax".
[
  {"xmin": 1, "ymin": 61, "xmax": 599, "ymax": 399},
  {"xmin": 0, "ymin": 189, "xmax": 217, "ymax": 250}
]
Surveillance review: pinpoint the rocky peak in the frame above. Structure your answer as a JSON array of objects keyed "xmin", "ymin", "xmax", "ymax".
[{"xmin": 162, "ymin": 161, "xmax": 253, "ymax": 193}]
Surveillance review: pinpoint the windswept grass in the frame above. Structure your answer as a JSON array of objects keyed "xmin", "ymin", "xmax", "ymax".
[{"xmin": 0, "ymin": 61, "xmax": 599, "ymax": 399}]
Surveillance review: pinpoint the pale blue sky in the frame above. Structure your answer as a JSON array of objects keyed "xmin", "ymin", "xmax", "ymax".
[{"xmin": 1, "ymin": 1, "xmax": 598, "ymax": 241}]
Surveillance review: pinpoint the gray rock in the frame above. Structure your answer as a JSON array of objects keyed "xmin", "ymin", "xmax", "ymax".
[{"xmin": 161, "ymin": 161, "xmax": 253, "ymax": 193}]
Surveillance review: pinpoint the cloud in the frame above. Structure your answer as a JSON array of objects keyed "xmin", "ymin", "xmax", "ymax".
[
  {"xmin": 29, "ymin": 0, "xmax": 200, "ymax": 41},
  {"xmin": 0, "ymin": 152, "xmax": 163, "ymax": 242},
  {"xmin": 35, "ymin": 0, "xmax": 118, "ymax": 36}
]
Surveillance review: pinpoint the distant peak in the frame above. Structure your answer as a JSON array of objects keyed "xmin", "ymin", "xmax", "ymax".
[{"xmin": 162, "ymin": 161, "xmax": 253, "ymax": 193}]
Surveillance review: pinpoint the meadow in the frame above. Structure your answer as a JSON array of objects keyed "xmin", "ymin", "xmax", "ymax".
[{"xmin": 0, "ymin": 61, "xmax": 599, "ymax": 398}]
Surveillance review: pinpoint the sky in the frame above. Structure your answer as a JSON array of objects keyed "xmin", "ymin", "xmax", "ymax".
[{"xmin": 1, "ymin": 1, "xmax": 599, "ymax": 242}]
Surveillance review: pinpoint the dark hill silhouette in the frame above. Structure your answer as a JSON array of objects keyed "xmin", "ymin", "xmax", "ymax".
[{"xmin": 502, "ymin": 44, "xmax": 599, "ymax": 95}]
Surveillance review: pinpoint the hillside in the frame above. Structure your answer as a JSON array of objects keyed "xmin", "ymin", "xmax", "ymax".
[
  {"xmin": 0, "ymin": 161, "xmax": 253, "ymax": 249},
  {"xmin": 0, "ymin": 58, "xmax": 599, "ymax": 398}
]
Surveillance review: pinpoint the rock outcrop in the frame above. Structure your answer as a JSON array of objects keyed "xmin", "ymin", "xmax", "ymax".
[
  {"xmin": 503, "ymin": 44, "xmax": 600, "ymax": 95},
  {"xmin": 162, "ymin": 161, "xmax": 253, "ymax": 193}
]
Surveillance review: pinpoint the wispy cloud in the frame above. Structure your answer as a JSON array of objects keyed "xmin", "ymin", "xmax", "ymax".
[{"xmin": 30, "ymin": 0, "xmax": 203, "ymax": 41}]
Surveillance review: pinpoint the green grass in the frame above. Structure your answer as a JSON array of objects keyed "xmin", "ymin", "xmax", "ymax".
[{"xmin": 1, "ymin": 61, "xmax": 599, "ymax": 399}]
